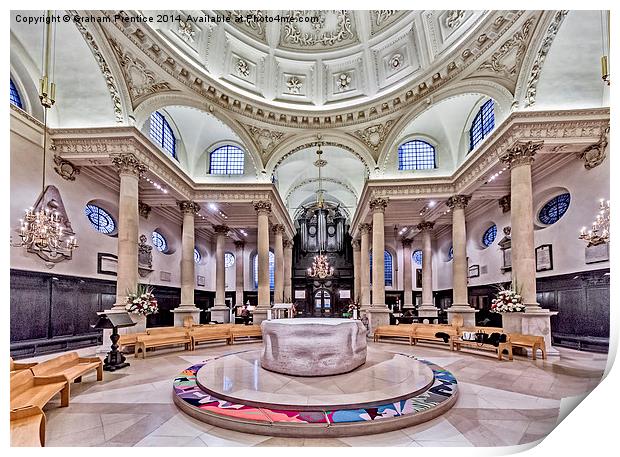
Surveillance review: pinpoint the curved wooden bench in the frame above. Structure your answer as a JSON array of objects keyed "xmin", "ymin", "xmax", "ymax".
[
  {"xmin": 508, "ymin": 333, "xmax": 546, "ymax": 360},
  {"xmin": 412, "ymin": 324, "xmax": 458, "ymax": 346},
  {"xmin": 191, "ymin": 325, "xmax": 232, "ymax": 349},
  {"xmin": 10, "ymin": 369, "xmax": 69, "ymax": 410},
  {"xmin": 373, "ymin": 324, "xmax": 415, "ymax": 345},
  {"xmin": 10, "ymin": 357, "xmax": 37, "ymax": 373},
  {"xmin": 31, "ymin": 352, "xmax": 103, "ymax": 383},
  {"xmin": 11, "ymin": 405, "xmax": 45, "ymax": 447},
  {"xmin": 453, "ymin": 327, "xmax": 513, "ymax": 361},
  {"xmin": 118, "ymin": 333, "xmax": 146, "ymax": 353},
  {"xmin": 230, "ymin": 324, "xmax": 262, "ymax": 343},
  {"xmin": 135, "ymin": 328, "xmax": 192, "ymax": 358}
]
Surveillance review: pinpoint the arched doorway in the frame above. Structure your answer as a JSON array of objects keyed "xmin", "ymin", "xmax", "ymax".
[{"xmin": 313, "ymin": 289, "xmax": 332, "ymax": 317}]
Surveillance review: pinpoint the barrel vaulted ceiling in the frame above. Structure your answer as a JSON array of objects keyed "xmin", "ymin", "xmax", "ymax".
[{"xmin": 10, "ymin": 10, "xmax": 609, "ymax": 221}]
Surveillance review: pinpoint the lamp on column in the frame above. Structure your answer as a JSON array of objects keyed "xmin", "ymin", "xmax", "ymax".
[{"xmin": 12, "ymin": 10, "xmax": 78, "ymax": 259}]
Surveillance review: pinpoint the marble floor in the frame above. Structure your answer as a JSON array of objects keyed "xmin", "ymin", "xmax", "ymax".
[{"xmin": 21, "ymin": 341, "xmax": 607, "ymax": 447}]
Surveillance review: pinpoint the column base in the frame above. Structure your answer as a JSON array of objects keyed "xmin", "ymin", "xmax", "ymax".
[
  {"xmin": 417, "ymin": 304, "xmax": 438, "ymax": 319},
  {"xmin": 208, "ymin": 306, "xmax": 231, "ymax": 324},
  {"xmin": 521, "ymin": 309, "xmax": 560, "ymax": 357},
  {"xmin": 172, "ymin": 307, "xmax": 202, "ymax": 327},
  {"xmin": 363, "ymin": 307, "xmax": 391, "ymax": 337},
  {"xmin": 252, "ymin": 308, "xmax": 269, "ymax": 325},
  {"xmin": 447, "ymin": 305, "xmax": 478, "ymax": 327}
]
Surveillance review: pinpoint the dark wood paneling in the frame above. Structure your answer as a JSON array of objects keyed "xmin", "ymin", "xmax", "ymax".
[{"xmin": 10, "ymin": 272, "xmax": 50, "ymax": 342}]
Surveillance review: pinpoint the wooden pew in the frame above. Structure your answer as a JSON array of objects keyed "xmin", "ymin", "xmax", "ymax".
[
  {"xmin": 230, "ymin": 324, "xmax": 262, "ymax": 343},
  {"xmin": 373, "ymin": 325, "xmax": 415, "ymax": 345},
  {"xmin": 118, "ymin": 333, "xmax": 146, "ymax": 353},
  {"xmin": 10, "ymin": 405, "xmax": 46, "ymax": 447},
  {"xmin": 509, "ymin": 333, "xmax": 546, "ymax": 360},
  {"xmin": 135, "ymin": 327, "xmax": 192, "ymax": 358},
  {"xmin": 10, "ymin": 357, "xmax": 37, "ymax": 372},
  {"xmin": 412, "ymin": 324, "xmax": 458, "ymax": 346},
  {"xmin": 31, "ymin": 352, "xmax": 103, "ymax": 383},
  {"xmin": 10, "ymin": 369, "xmax": 70, "ymax": 410},
  {"xmin": 191, "ymin": 324, "xmax": 233, "ymax": 349},
  {"xmin": 452, "ymin": 327, "xmax": 513, "ymax": 361}
]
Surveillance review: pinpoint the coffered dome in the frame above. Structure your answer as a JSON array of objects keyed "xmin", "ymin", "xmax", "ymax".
[{"xmin": 143, "ymin": 10, "xmax": 488, "ymax": 110}]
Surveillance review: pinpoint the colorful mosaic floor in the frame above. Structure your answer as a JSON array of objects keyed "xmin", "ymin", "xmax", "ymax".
[{"xmin": 173, "ymin": 351, "xmax": 459, "ymax": 437}]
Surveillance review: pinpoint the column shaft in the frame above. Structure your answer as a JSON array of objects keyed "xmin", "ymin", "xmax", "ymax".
[
  {"xmin": 283, "ymin": 240, "xmax": 293, "ymax": 302},
  {"xmin": 401, "ymin": 239, "xmax": 412, "ymax": 306},
  {"xmin": 352, "ymin": 239, "xmax": 361, "ymax": 304},
  {"xmin": 235, "ymin": 241, "xmax": 245, "ymax": 307},
  {"xmin": 370, "ymin": 199, "xmax": 388, "ymax": 308},
  {"xmin": 174, "ymin": 201, "xmax": 201, "ymax": 326},
  {"xmin": 255, "ymin": 201, "xmax": 271, "ymax": 310},
  {"xmin": 214, "ymin": 226, "xmax": 228, "ymax": 307},
  {"xmin": 359, "ymin": 224, "xmax": 371, "ymax": 308},
  {"xmin": 273, "ymin": 225, "xmax": 285, "ymax": 303},
  {"xmin": 421, "ymin": 230, "xmax": 433, "ymax": 306}
]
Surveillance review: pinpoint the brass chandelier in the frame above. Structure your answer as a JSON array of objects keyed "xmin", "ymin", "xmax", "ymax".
[
  {"xmin": 579, "ymin": 199, "xmax": 610, "ymax": 247},
  {"xmin": 13, "ymin": 11, "xmax": 78, "ymax": 259},
  {"xmin": 307, "ymin": 145, "xmax": 333, "ymax": 279}
]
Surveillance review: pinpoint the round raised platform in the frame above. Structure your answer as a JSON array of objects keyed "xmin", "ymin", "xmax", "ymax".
[
  {"xmin": 173, "ymin": 348, "xmax": 459, "ymax": 437},
  {"xmin": 261, "ymin": 318, "xmax": 367, "ymax": 376},
  {"xmin": 197, "ymin": 349, "xmax": 434, "ymax": 410}
]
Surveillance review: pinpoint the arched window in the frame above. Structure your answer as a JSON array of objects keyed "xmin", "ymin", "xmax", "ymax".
[
  {"xmin": 369, "ymin": 251, "xmax": 393, "ymax": 286},
  {"xmin": 448, "ymin": 245, "xmax": 454, "ymax": 261},
  {"xmin": 149, "ymin": 111, "xmax": 176, "ymax": 159},
  {"xmin": 10, "ymin": 79, "xmax": 23, "ymax": 109},
  {"xmin": 482, "ymin": 224, "xmax": 497, "ymax": 247},
  {"xmin": 225, "ymin": 252, "xmax": 235, "ymax": 268},
  {"xmin": 209, "ymin": 145, "xmax": 245, "ymax": 175},
  {"xmin": 398, "ymin": 140, "xmax": 436, "ymax": 170},
  {"xmin": 413, "ymin": 249, "xmax": 423, "ymax": 266},
  {"xmin": 539, "ymin": 193, "xmax": 571, "ymax": 225},
  {"xmin": 253, "ymin": 251, "xmax": 275, "ymax": 289},
  {"xmin": 84, "ymin": 204, "xmax": 115, "ymax": 234},
  {"xmin": 152, "ymin": 231, "xmax": 168, "ymax": 253},
  {"xmin": 194, "ymin": 248, "xmax": 201, "ymax": 264},
  {"xmin": 469, "ymin": 99, "xmax": 495, "ymax": 151}
]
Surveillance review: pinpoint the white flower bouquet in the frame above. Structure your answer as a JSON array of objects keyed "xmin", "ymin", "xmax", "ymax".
[
  {"xmin": 491, "ymin": 283, "xmax": 525, "ymax": 313},
  {"xmin": 125, "ymin": 284, "xmax": 158, "ymax": 316}
]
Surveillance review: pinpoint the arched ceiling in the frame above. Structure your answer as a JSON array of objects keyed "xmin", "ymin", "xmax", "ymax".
[{"xmin": 142, "ymin": 10, "xmax": 488, "ymax": 111}]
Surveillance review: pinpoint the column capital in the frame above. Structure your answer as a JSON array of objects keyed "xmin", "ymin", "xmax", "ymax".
[
  {"xmin": 253, "ymin": 200, "xmax": 272, "ymax": 214},
  {"xmin": 234, "ymin": 240, "xmax": 245, "ymax": 249},
  {"xmin": 213, "ymin": 224, "xmax": 229, "ymax": 235},
  {"xmin": 178, "ymin": 200, "xmax": 201, "ymax": 214},
  {"xmin": 369, "ymin": 197, "xmax": 389, "ymax": 213},
  {"xmin": 499, "ymin": 140, "xmax": 543, "ymax": 168},
  {"xmin": 283, "ymin": 239, "xmax": 294, "ymax": 249},
  {"xmin": 499, "ymin": 194, "xmax": 511, "ymax": 213},
  {"xmin": 446, "ymin": 194, "xmax": 471, "ymax": 210},
  {"xmin": 401, "ymin": 238, "xmax": 412, "ymax": 248},
  {"xmin": 359, "ymin": 222, "xmax": 373, "ymax": 234},
  {"xmin": 351, "ymin": 239, "xmax": 361, "ymax": 250},
  {"xmin": 416, "ymin": 221, "xmax": 435, "ymax": 232},
  {"xmin": 272, "ymin": 224, "xmax": 286, "ymax": 234},
  {"xmin": 111, "ymin": 153, "xmax": 148, "ymax": 177}
]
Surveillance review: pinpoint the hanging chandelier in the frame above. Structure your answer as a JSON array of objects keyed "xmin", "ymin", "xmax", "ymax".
[
  {"xmin": 307, "ymin": 253, "xmax": 334, "ymax": 279},
  {"xmin": 579, "ymin": 199, "xmax": 609, "ymax": 247},
  {"xmin": 13, "ymin": 11, "xmax": 78, "ymax": 259}
]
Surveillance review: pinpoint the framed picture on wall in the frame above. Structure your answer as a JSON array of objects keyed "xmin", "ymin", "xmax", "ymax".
[
  {"xmin": 536, "ymin": 244, "xmax": 553, "ymax": 272},
  {"xmin": 196, "ymin": 275, "xmax": 206, "ymax": 286},
  {"xmin": 468, "ymin": 264, "xmax": 480, "ymax": 278},
  {"xmin": 97, "ymin": 253, "xmax": 118, "ymax": 276},
  {"xmin": 585, "ymin": 242, "xmax": 609, "ymax": 264},
  {"xmin": 415, "ymin": 269, "xmax": 422, "ymax": 288}
]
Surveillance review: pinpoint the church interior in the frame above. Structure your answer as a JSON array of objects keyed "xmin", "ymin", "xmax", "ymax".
[{"xmin": 8, "ymin": 9, "xmax": 611, "ymax": 448}]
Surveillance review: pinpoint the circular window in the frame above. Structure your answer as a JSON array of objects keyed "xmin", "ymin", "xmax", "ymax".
[
  {"xmin": 225, "ymin": 252, "xmax": 235, "ymax": 268},
  {"xmin": 84, "ymin": 204, "xmax": 116, "ymax": 234},
  {"xmin": 194, "ymin": 248, "xmax": 201, "ymax": 264},
  {"xmin": 152, "ymin": 231, "xmax": 168, "ymax": 253},
  {"xmin": 482, "ymin": 224, "xmax": 497, "ymax": 247},
  {"xmin": 538, "ymin": 193, "xmax": 571, "ymax": 225},
  {"xmin": 412, "ymin": 249, "xmax": 423, "ymax": 266},
  {"xmin": 448, "ymin": 245, "xmax": 453, "ymax": 261}
]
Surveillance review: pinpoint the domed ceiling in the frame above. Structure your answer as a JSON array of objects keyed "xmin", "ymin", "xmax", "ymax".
[{"xmin": 142, "ymin": 10, "xmax": 488, "ymax": 110}]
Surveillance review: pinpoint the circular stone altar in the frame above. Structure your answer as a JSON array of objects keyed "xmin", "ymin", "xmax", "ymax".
[{"xmin": 260, "ymin": 318, "xmax": 367, "ymax": 376}]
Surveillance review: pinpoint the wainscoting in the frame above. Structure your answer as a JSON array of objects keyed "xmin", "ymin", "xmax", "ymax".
[
  {"xmin": 433, "ymin": 268, "xmax": 610, "ymax": 351},
  {"xmin": 9, "ymin": 269, "xmax": 225, "ymax": 358}
]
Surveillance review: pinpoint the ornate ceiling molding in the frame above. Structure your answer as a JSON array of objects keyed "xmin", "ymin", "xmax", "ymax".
[
  {"xmin": 244, "ymin": 124, "xmax": 288, "ymax": 156},
  {"xmin": 97, "ymin": 10, "xmax": 530, "ymax": 130},
  {"xmin": 353, "ymin": 119, "xmax": 395, "ymax": 154}
]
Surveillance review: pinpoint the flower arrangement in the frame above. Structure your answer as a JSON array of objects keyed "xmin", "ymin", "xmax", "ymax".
[
  {"xmin": 125, "ymin": 284, "xmax": 158, "ymax": 316},
  {"xmin": 491, "ymin": 283, "xmax": 525, "ymax": 313}
]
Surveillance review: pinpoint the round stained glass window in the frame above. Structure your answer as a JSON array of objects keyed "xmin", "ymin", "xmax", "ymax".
[
  {"xmin": 413, "ymin": 249, "xmax": 423, "ymax": 266},
  {"xmin": 225, "ymin": 252, "xmax": 235, "ymax": 268},
  {"xmin": 482, "ymin": 224, "xmax": 497, "ymax": 247},
  {"xmin": 538, "ymin": 193, "xmax": 571, "ymax": 225},
  {"xmin": 152, "ymin": 231, "xmax": 168, "ymax": 253},
  {"xmin": 448, "ymin": 245, "xmax": 453, "ymax": 261},
  {"xmin": 84, "ymin": 204, "xmax": 116, "ymax": 234},
  {"xmin": 194, "ymin": 248, "xmax": 201, "ymax": 264}
]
